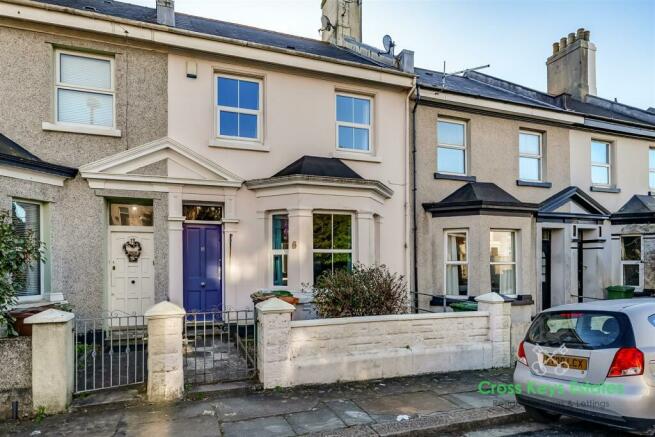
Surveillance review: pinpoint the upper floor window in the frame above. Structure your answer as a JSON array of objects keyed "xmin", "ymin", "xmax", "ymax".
[
  {"xmin": 490, "ymin": 230, "xmax": 516, "ymax": 294},
  {"xmin": 591, "ymin": 140, "xmax": 611, "ymax": 186},
  {"xmin": 336, "ymin": 94, "xmax": 371, "ymax": 152},
  {"xmin": 56, "ymin": 50, "xmax": 115, "ymax": 128},
  {"xmin": 313, "ymin": 213, "xmax": 352, "ymax": 282},
  {"xmin": 437, "ymin": 119, "xmax": 466, "ymax": 175},
  {"xmin": 519, "ymin": 131, "xmax": 542, "ymax": 181},
  {"xmin": 649, "ymin": 148, "xmax": 655, "ymax": 190},
  {"xmin": 12, "ymin": 200, "xmax": 43, "ymax": 299},
  {"xmin": 216, "ymin": 75, "xmax": 261, "ymax": 141}
]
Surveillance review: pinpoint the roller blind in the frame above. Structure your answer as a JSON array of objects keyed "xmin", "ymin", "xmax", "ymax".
[
  {"xmin": 57, "ymin": 89, "xmax": 113, "ymax": 127},
  {"xmin": 12, "ymin": 201, "xmax": 41, "ymax": 297},
  {"xmin": 60, "ymin": 53, "xmax": 111, "ymax": 89}
]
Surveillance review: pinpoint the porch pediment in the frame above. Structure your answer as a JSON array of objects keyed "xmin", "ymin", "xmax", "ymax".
[
  {"xmin": 79, "ymin": 138, "xmax": 243, "ymax": 189},
  {"xmin": 538, "ymin": 186, "xmax": 610, "ymax": 221}
]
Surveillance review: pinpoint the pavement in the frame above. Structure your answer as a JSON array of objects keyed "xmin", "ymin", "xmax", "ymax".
[{"xmin": 0, "ymin": 368, "xmax": 528, "ymax": 436}]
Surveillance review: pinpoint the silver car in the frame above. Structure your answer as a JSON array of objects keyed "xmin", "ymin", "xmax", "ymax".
[{"xmin": 514, "ymin": 298, "xmax": 655, "ymax": 433}]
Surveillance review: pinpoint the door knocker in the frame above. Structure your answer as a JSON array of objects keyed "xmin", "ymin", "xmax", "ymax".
[{"xmin": 123, "ymin": 238, "xmax": 143, "ymax": 263}]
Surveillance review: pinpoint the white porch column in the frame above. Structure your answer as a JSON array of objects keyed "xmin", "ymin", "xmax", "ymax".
[
  {"xmin": 168, "ymin": 191, "xmax": 185, "ymax": 307},
  {"xmin": 288, "ymin": 208, "xmax": 313, "ymax": 289},
  {"xmin": 356, "ymin": 211, "xmax": 374, "ymax": 266}
]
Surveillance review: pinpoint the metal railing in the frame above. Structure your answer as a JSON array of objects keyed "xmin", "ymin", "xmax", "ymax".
[
  {"xmin": 73, "ymin": 313, "xmax": 147, "ymax": 394},
  {"xmin": 183, "ymin": 309, "xmax": 256, "ymax": 385}
]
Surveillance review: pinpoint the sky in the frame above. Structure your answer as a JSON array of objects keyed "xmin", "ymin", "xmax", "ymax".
[{"xmin": 127, "ymin": 0, "xmax": 655, "ymax": 109}]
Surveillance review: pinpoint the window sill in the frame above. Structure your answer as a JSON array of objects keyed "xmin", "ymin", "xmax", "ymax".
[
  {"xmin": 42, "ymin": 122, "xmax": 121, "ymax": 137},
  {"xmin": 333, "ymin": 151, "xmax": 382, "ymax": 163},
  {"xmin": 434, "ymin": 173, "xmax": 476, "ymax": 182},
  {"xmin": 210, "ymin": 138, "xmax": 270, "ymax": 152},
  {"xmin": 590, "ymin": 185, "xmax": 621, "ymax": 193},
  {"xmin": 516, "ymin": 180, "xmax": 552, "ymax": 188}
]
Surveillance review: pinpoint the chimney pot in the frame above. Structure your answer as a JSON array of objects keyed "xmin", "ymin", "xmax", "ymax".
[
  {"xmin": 567, "ymin": 33, "xmax": 575, "ymax": 44},
  {"xmin": 583, "ymin": 30, "xmax": 590, "ymax": 41},
  {"xmin": 552, "ymin": 42, "xmax": 560, "ymax": 54},
  {"xmin": 576, "ymin": 28, "xmax": 585, "ymax": 40},
  {"xmin": 560, "ymin": 37, "xmax": 567, "ymax": 49}
]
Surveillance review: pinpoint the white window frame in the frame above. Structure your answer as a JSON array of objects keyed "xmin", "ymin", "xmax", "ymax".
[
  {"xmin": 436, "ymin": 118, "xmax": 467, "ymax": 176},
  {"xmin": 12, "ymin": 199, "xmax": 45, "ymax": 302},
  {"xmin": 312, "ymin": 212, "xmax": 354, "ymax": 281},
  {"xmin": 591, "ymin": 140, "xmax": 612, "ymax": 187},
  {"xmin": 620, "ymin": 234, "xmax": 644, "ymax": 290},
  {"xmin": 444, "ymin": 230, "xmax": 469, "ymax": 296},
  {"xmin": 271, "ymin": 213, "xmax": 289, "ymax": 288},
  {"xmin": 335, "ymin": 93, "xmax": 373, "ymax": 154},
  {"xmin": 215, "ymin": 73, "xmax": 263, "ymax": 143},
  {"xmin": 54, "ymin": 49, "xmax": 116, "ymax": 129},
  {"xmin": 649, "ymin": 147, "xmax": 655, "ymax": 190},
  {"xmin": 489, "ymin": 230, "xmax": 517, "ymax": 295},
  {"xmin": 518, "ymin": 130, "xmax": 543, "ymax": 182}
]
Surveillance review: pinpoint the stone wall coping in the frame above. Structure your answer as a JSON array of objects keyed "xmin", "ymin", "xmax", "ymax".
[
  {"xmin": 475, "ymin": 292, "xmax": 506, "ymax": 303},
  {"xmin": 290, "ymin": 310, "xmax": 490, "ymax": 328},
  {"xmin": 24, "ymin": 309, "xmax": 74, "ymax": 325},
  {"xmin": 144, "ymin": 301, "xmax": 186, "ymax": 319},
  {"xmin": 256, "ymin": 297, "xmax": 296, "ymax": 314}
]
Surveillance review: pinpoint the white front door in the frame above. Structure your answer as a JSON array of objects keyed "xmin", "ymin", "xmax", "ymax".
[{"xmin": 109, "ymin": 230, "xmax": 155, "ymax": 316}]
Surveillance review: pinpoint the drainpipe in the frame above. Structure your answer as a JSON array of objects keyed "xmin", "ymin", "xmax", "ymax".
[{"xmin": 411, "ymin": 85, "xmax": 421, "ymax": 312}]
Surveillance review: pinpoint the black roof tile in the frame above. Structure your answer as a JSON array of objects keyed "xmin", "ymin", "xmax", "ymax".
[
  {"xmin": 0, "ymin": 133, "xmax": 77, "ymax": 177},
  {"xmin": 273, "ymin": 156, "xmax": 362, "ymax": 179}
]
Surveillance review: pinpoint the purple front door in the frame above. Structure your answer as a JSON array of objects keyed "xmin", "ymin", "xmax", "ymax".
[{"xmin": 183, "ymin": 224, "xmax": 222, "ymax": 313}]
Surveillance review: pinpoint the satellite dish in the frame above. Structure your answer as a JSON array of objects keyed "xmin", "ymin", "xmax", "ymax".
[
  {"xmin": 382, "ymin": 35, "xmax": 395, "ymax": 55},
  {"xmin": 321, "ymin": 15, "xmax": 332, "ymax": 31}
]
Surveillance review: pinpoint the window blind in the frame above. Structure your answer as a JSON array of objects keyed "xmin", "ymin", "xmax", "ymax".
[{"xmin": 12, "ymin": 201, "xmax": 41, "ymax": 297}]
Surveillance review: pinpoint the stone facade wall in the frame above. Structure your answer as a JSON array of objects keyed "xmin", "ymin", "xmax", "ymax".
[
  {"xmin": 0, "ymin": 337, "xmax": 32, "ymax": 420},
  {"xmin": 257, "ymin": 297, "xmax": 512, "ymax": 388}
]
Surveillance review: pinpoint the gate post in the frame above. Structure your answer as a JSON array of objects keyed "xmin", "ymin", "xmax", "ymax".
[
  {"xmin": 144, "ymin": 301, "xmax": 186, "ymax": 402},
  {"xmin": 256, "ymin": 298, "xmax": 295, "ymax": 389},
  {"xmin": 476, "ymin": 292, "xmax": 512, "ymax": 368},
  {"xmin": 25, "ymin": 309, "xmax": 74, "ymax": 414}
]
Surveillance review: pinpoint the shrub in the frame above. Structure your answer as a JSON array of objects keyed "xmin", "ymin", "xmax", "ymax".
[
  {"xmin": 0, "ymin": 209, "xmax": 44, "ymax": 335},
  {"xmin": 310, "ymin": 264, "xmax": 408, "ymax": 318}
]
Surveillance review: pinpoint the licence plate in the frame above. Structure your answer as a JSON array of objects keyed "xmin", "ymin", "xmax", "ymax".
[{"xmin": 544, "ymin": 355, "xmax": 588, "ymax": 371}]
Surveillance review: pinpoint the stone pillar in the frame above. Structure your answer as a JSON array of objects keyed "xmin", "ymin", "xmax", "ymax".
[
  {"xmin": 145, "ymin": 301, "xmax": 185, "ymax": 402},
  {"xmin": 167, "ymin": 191, "xmax": 185, "ymax": 306},
  {"xmin": 256, "ymin": 298, "xmax": 295, "ymax": 389},
  {"xmin": 25, "ymin": 309, "xmax": 74, "ymax": 414},
  {"xmin": 476, "ymin": 292, "xmax": 511, "ymax": 368}
]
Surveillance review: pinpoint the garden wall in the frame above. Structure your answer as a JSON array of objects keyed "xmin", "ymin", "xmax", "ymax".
[
  {"xmin": 0, "ymin": 337, "xmax": 32, "ymax": 420},
  {"xmin": 256, "ymin": 294, "xmax": 511, "ymax": 388}
]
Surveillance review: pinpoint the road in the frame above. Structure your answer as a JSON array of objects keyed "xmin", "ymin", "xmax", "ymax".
[{"xmin": 453, "ymin": 417, "xmax": 637, "ymax": 436}]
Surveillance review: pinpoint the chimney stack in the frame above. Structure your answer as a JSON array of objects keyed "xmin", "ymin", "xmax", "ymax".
[
  {"xmin": 320, "ymin": 0, "xmax": 362, "ymax": 46},
  {"xmin": 546, "ymin": 27, "xmax": 596, "ymax": 100},
  {"xmin": 156, "ymin": 0, "xmax": 175, "ymax": 27}
]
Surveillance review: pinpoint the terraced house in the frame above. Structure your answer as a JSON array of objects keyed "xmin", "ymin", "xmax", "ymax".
[
  {"xmin": 0, "ymin": 0, "xmax": 414, "ymax": 318},
  {"xmin": 413, "ymin": 28, "xmax": 655, "ymax": 318}
]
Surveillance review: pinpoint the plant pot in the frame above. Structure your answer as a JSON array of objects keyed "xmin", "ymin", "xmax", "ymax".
[
  {"xmin": 278, "ymin": 296, "xmax": 299, "ymax": 305},
  {"xmin": 10, "ymin": 306, "xmax": 52, "ymax": 336}
]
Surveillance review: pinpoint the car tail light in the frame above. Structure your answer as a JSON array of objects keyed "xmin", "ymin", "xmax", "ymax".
[
  {"xmin": 608, "ymin": 347, "xmax": 644, "ymax": 377},
  {"xmin": 517, "ymin": 340, "xmax": 527, "ymax": 366}
]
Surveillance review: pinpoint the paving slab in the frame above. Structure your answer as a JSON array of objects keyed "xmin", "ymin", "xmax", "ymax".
[
  {"xmin": 117, "ymin": 415, "xmax": 221, "ymax": 437},
  {"xmin": 324, "ymin": 399, "xmax": 373, "ymax": 426},
  {"xmin": 443, "ymin": 391, "xmax": 516, "ymax": 410},
  {"xmin": 214, "ymin": 393, "xmax": 319, "ymax": 422},
  {"xmin": 355, "ymin": 390, "xmax": 459, "ymax": 422},
  {"xmin": 222, "ymin": 416, "xmax": 295, "ymax": 437},
  {"xmin": 285, "ymin": 406, "xmax": 346, "ymax": 434}
]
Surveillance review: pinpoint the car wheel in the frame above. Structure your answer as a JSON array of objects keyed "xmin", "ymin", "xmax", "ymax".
[{"xmin": 524, "ymin": 406, "xmax": 561, "ymax": 423}]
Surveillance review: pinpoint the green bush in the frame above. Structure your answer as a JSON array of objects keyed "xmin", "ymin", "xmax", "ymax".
[
  {"xmin": 310, "ymin": 264, "xmax": 408, "ymax": 318},
  {"xmin": 0, "ymin": 209, "xmax": 44, "ymax": 335}
]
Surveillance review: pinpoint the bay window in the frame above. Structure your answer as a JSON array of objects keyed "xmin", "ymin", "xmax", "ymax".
[
  {"xmin": 312, "ymin": 213, "xmax": 352, "ymax": 282},
  {"xmin": 444, "ymin": 231, "xmax": 468, "ymax": 295},
  {"xmin": 490, "ymin": 231, "xmax": 516, "ymax": 294}
]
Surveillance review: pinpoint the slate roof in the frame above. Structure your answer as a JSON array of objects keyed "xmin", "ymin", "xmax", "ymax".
[
  {"xmin": 612, "ymin": 195, "xmax": 655, "ymax": 223},
  {"xmin": 32, "ymin": 0, "xmax": 385, "ymax": 69},
  {"xmin": 422, "ymin": 182, "xmax": 537, "ymax": 215},
  {"xmin": 539, "ymin": 186, "xmax": 610, "ymax": 216},
  {"xmin": 0, "ymin": 133, "xmax": 77, "ymax": 177},
  {"xmin": 416, "ymin": 69, "xmax": 655, "ymax": 129},
  {"xmin": 272, "ymin": 156, "xmax": 362, "ymax": 179}
]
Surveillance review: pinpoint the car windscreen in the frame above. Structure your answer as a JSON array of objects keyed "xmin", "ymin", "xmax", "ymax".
[{"xmin": 526, "ymin": 310, "xmax": 635, "ymax": 350}]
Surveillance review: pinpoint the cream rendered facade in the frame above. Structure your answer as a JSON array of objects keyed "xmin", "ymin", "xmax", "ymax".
[{"xmin": 165, "ymin": 52, "xmax": 412, "ymax": 309}]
